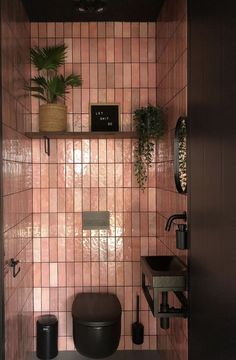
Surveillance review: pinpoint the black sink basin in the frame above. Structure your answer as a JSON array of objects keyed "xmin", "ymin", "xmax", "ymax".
[
  {"xmin": 145, "ymin": 256, "xmax": 186, "ymax": 273},
  {"xmin": 141, "ymin": 256, "xmax": 187, "ymax": 290}
]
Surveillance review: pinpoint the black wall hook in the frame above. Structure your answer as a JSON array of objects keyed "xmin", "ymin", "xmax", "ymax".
[
  {"xmin": 9, "ymin": 258, "xmax": 21, "ymax": 278},
  {"xmin": 44, "ymin": 136, "xmax": 50, "ymax": 156}
]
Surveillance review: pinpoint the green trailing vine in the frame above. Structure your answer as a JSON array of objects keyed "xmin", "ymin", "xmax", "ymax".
[{"xmin": 134, "ymin": 104, "xmax": 165, "ymax": 190}]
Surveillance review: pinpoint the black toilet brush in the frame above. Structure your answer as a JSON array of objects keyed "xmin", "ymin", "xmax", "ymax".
[{"xmin": 132, "ymin": 295, "xmax": 144, "ymax": 345}]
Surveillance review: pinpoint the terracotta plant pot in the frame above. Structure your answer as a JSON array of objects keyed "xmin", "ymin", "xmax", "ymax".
[{"xmin": 39, "ymin": 104, "xmax": 67, "ymax": 132}]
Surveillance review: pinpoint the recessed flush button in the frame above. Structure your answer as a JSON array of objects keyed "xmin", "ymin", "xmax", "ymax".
[{"xmin": 82, "ymin": 211, "xmax": 110, "ymax": 230}]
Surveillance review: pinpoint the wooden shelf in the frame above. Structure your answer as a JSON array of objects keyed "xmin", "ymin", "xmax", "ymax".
[{"xmin": 25, "ymin": 131, "xmax": 137, "ymax": 139}]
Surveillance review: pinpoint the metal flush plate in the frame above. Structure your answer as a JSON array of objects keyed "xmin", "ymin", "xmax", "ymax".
[{"xmin": 82, "ymin": 211, "xmax": 110, "ymax": 230}]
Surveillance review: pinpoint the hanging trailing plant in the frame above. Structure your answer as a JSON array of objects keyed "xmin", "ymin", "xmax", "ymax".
[{"xmin": 134, "ymin": 104, "xmax": 165, "ymax": 190}]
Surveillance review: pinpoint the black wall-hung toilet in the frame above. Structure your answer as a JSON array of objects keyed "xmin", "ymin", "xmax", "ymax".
[{"xmin": 72, "ymin": 293, "xmax": 122, "ymax": 358}]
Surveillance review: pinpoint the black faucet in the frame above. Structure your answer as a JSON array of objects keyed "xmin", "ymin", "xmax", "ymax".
[
  {"xmin": 165, "ymin": 212, "xmax": 187, "ymax": 249},
  {"xmin": 165, "ymin": 211, "xmax": 187, "ymax": 231}
]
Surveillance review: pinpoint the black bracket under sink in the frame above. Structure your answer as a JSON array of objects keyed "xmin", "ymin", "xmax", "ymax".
[{"xmin": 142, "ymin": 272, "xmax": 188, "ymax": 328}]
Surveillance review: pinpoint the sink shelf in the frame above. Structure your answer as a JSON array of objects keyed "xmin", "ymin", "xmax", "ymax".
[
  {"xmin": 141, "ymin": 256, "xmax": 188, "ymax": 323},
  {"xmin": 141, "ymin": 256, "xmax": 187, "ymax": 291}
]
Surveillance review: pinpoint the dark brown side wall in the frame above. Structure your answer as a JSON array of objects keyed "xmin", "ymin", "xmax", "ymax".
[{"xmin": 188, "ymin": 1, "xmax": 236, "ymax": 359}]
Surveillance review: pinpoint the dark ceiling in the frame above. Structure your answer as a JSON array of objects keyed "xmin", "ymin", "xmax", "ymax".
[{"xmin": 21, "ymin": 0, "xmax": 164, "ymax": 22}]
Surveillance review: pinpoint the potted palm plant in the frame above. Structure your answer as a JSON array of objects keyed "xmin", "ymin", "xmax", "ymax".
[
  {"xmin": 26, "ymin": 43, "xmax": 82, "ymax": 132},
  {"xmin": 133, "ymin": 104, "xmax": 165, "ymax": 189}
]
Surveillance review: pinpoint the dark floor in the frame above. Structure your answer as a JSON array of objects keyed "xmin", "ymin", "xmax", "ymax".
[{"xmin": 32, "ymin": 351, "xmax": 168, "ymax": 359}]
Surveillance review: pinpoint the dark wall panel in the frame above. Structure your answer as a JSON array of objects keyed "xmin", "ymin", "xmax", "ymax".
[
  {"xmin": 0, "ymin": 3, "xmax": 5, "ymax": 357},
  {"xmin": 188, "ymin": 1, "xmax": 236, "ymax": 359}
]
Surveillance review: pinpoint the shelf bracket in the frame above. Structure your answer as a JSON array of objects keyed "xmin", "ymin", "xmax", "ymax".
[
  {"xmin": 142, "ymin": 271, "xmax": 188, "ymax": 329},
  {"xmin": 43, "ymin": 136, "xmax": 50, "ymax": 156}
]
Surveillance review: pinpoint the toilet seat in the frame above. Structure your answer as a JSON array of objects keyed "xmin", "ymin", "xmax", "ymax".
[{"xmin": 72, "ymin": 292, "xmax": 121, "ymax": 326}]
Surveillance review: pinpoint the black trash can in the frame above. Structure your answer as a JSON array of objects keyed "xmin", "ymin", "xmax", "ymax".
[{"xmin": 36, "ymin": 315, "xmax": 58, "ymax": 359}]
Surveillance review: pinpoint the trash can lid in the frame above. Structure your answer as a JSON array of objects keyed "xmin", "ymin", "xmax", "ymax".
[
  {"xmin": 37, "ymin": 314, "xmax": 58, "ymax": 326},
  {"xmin": 72, "ymin": 293, "xmax": 122, "ymax": 326}
]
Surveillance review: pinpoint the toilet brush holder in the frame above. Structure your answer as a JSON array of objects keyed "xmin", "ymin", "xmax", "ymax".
[{"xmin": 132, "ymin": 295, "xmax": 144, "ymax": 345}]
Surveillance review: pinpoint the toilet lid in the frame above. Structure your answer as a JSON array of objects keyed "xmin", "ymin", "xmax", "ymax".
[{"xmin": 72, "ymin": 293, "xmax": 122, "ymax": 326}]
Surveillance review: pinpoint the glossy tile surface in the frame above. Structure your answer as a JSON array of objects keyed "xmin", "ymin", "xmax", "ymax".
[
  {"xmin": 156, "ymin": 0, "xmax": 188, "ymax": 359},
  {"xmin": 31, "ymin": 6, "xmax": 188, "ymax": 356},
  {"xmin": 1, "ymin": 0, "xmax": 33, "ymax": 358},
  {"xmin": 32, "ymin": 21, "xmax": 159, "ymax": 351}
]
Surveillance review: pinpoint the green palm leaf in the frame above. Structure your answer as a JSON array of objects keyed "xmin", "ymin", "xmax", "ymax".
[
  {"xmin": 47, "ymin": 75, "xmax": 67, "ymax": 103},
  {"xmin": 30, "ymin": 76, "xmax": 48, "ymax": 89},
  {"xmin": 25, "ymin": 43, "xmax": 82, "ymax": 103},
  {"xmin": 64, "ymin": 74, "xmax": 82, "ymax": 87},
  {"xmin": 30, "ymin": 44, "xmax": 67, "ymax": 71},
  {"xmin": 31, "ymin": 94, "xmax": 48, "ymax": 102},
  {"xmin": 24, "ymin": 86, "xmax": 45, "ymax": 94}
]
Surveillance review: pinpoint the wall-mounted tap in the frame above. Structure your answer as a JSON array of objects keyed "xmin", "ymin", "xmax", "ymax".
[
  {"xmin": 165, "ymin": 212, "xmax": 187, "ymax": 231},
  {"xmin": 165, "ymin": 212, "xmax": 187, "ymax": 250}
]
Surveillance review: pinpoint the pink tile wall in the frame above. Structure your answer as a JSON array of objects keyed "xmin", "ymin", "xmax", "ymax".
[
  {"xmin": 31, "ymin": 21, "xmax": 159, "ymax": 350},
  {"xmin": 156, "ymin": 0, "xmax": 188, "ymax": 359},
  {"xmin": 1, "ymin": 0, "xmax": 33, "ymax": 359}
]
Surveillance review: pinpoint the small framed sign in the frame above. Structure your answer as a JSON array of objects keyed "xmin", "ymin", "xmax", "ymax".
[{"xmin": 90, "ymin": 104, "xmax": 120, "ymax": 132}]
